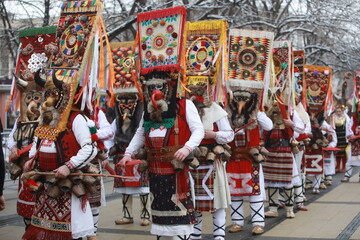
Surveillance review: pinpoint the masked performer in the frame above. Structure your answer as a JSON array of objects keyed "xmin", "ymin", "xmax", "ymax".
[
  {"xmin": 119, "ymin": 6, "xmax": 204, "ymax": 240},
  {"xmin": 292, "ymin": 51, "xmax": 311, "ymax": 210},
  {"xmin": 108, "ymin": 42, "xmax": 150, "ymax": 227},
  {"xmin": 22, "ymin": 70, "xmax": 98, "ymax": 240},
  {"xmin": 226, "ymin": 28, "xmax": 274, "ymax": 233},
  {"xmin": 226, "ymin": 94, "xmax": 272, "ymax": 234},
  {"xmin": 184, "ymin": 20, "xmax": 232, "ymax": 240},
  {"xmin": 22, "ymin": 1, "xmax": 112, "ymax": 239},
  {"xmin": 6, "ymin": 26, "xmax": 56, "ymax": 230}
]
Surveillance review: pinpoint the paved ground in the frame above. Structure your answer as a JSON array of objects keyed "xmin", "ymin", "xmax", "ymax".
[{"xmin": 1, "ymin": 166, "xmax": 360, "ymax": 240}]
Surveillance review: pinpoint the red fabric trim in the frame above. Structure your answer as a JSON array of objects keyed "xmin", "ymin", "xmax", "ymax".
[
  {"xmin": 140, "ymin": 64, "xmax": 181, "ymax": 75},
  {"xmin": 137, "ymin": 6, "xmax": 186, "ymax": 22},
  {"xmin": 247, "ymin": 127, "xmax": 260, "ymax": 147},
  {"xmin": 23, "ymin": 225, "xmax": 72, "ymax": 240}
]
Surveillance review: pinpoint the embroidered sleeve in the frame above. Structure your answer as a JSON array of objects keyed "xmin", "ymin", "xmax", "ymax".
[
  {"xmin": 6, "ymin": 118, "xmax": 18, "ymax": 150},
  {"xmin": 95, "ymin": 110, "xmax": 115, "ymax": 141},
  {"xmin": 257, "ymin": 111, "xmax": 273, "ymax": 131},
  {"xmin": 67, "ymin": 115, "xmax": 97, "ymax": 169},
  {"xmin": 29, "ymin": 137, "xmax": 38, "ymax": 159},
  {"xmin": 214, "ymin": 116, "xmax": 234, "ymax": 144},
  {"xmin": 124, "ymin": 116, "xmax": 145, "ymax": 156},
  {"xmin": 184, "ymin": 100, "xmax": 205, "ymax": 150},
  {"xmin": 292, "ymin": 110, "xmax": 305, "ymax": 134}
]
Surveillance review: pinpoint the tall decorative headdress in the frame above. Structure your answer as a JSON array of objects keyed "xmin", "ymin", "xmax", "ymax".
[
  {"xmin": 227, "ymin": 29, "xmax": 274, "ymax": 130},
  {"xmin": 111, "ymin": 41, "xmax": 143, "ymax": 119},
  {"xmin": 268, "ymin": 40, "xmax": 294, "ymax": 122},
  {"xmin": 34, "ymin": 0, "xmax": 113, "ymax": 141},
  {"xmin": 6, "ymin": 26, "xmax": 57, "ymax": 122},
  {"xmin": 184, "ymin": 20, "xmax": 228, "ymax": 104},
  {"xmin": 136, "ymin": 6, "xmax": 187, "ymax": 126},
  {"xmin": 293, "ymin": 50, "xmax": 305, "ymax": 95},
  {"xmin": 137, "ymin": 6, "xmax": 187, "ymax": 75},
  {"xmin": 303, "ymin": 65, "xmax": 333, "ymax": 116}
]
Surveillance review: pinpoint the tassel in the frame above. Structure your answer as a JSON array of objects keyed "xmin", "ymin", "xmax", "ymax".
[
  {"xmin": 137, "ymin": 6, "xmax": 186, "ymax": 22},
  {"xmin": 99, "ymin": 17, "xmax": 115, "ymax": 108}
]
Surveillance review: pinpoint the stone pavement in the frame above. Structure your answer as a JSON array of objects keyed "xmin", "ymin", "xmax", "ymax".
[{"xmin": 1, "ymin": 168, "xmax": 360, "ymax": 240}]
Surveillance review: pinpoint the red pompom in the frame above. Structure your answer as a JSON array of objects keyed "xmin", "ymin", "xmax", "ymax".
[
  {"xmin": 97, "ymin": 140, "xmax": 105, "ymax": 150},
  {"xmin": 91, "ymin": 134, "xmax": 99, "ymax": 142}
]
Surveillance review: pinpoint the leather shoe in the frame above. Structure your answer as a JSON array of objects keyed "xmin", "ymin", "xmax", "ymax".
[
  {"xmin": 252, "ymin": 225, "xmax": 264, "ymax": 235},
  {"xmin": 229, "ymin": 224, "xmax": 243, "ymax": 233},
  {"xmin": 286, "ymin": 210, "xmax": 295, "ymax": 218},
  {"xmin": 312, "ymin": 188, "xmax": 320, "ymax": 194},
  {"xmin": 115, "ymin": 218, "xmax": 134, "ymax": 225},
  {"xmin": 297, "ymin": 203, "xmax": 308, "ymax": 211},
  {"xmin": 140, "ymin": 218, "xmax": 150, "ymax": 226},
  {"xmin": 265, "ymin": 210, "xmax": 279, "ymax": 218},
  {"xmin": 341, "ymin": 177, "xmax": 350, "ymax": 182}
]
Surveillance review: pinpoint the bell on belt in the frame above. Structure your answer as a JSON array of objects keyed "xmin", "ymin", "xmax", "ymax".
[
  {"xmin": 72, "ymin": 182, "xmax": 86, "ymax": 198},
  {"xmin": 47, "ymin": 184, "xmax": 61, "ymax": 199},
  {"xmin": 57, "ymin": 178, "xmax": 73, "ymax": 193}
]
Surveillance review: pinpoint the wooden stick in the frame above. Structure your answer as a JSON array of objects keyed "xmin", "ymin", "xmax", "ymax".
[{"xmin": 22, "ymin": 171, "xmax": 132, "ymax": 181}]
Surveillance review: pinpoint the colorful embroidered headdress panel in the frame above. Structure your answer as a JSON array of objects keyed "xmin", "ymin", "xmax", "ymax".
[
  {"xmin": 8, "ymin": 26, "xmax": 57, "ymax": 123},
  {"xmin": 272, "ymin": 40, "xmax": 292, "ymax": 91},
  {"xmin": 303, "ymin": 65, "xmax": 332, "ymax": 115},
  {"xmin": 293, "ymin": 50, "xmax": 305, "ymax": 90},
  {"xmin": 185, "ymin": 20, "xmax": 228, "ymax": 103},
  {"xmin": 111, "ymin": 41, "xmax": 140, "ymax": 94},
  {"xmin": 137, "ymin": 6, "xmax": 187, "ymax": 75},
  {"xmin": 271, "ymin": 40, "xmax": 293, "ymax": 108},
  {"xmin": 228, "ymin": 29, "xmax": 273, "ymax": 83},
  {"xmin": 35, "ymin": 0, "xmax": 105, "ymax": 141},
  {"xmin": 355, "ymin": 71, "xmax": 360, "ymax": 100},
  {"xmin": 227, "ymin": 29, "xmax": 274, "ymax": 125}
]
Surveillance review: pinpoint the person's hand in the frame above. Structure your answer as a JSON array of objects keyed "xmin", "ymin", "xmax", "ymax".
[
  {"xmin": 9, "ymin": 147, "xmax": 19, "ymax": 161},
  {"xmin": 174, "ymin": 146, "xmax": 191, "ymax": 162},
  {"xmin": 348, "ymin": 134, "xmax": 355, "ymax": 141},
  {"xmin": 54, "ymin": 165, "xmax": 70, "ymax": 178},
  {"xmin": 283, "ymin": 119, "xmax": 295, "ymax": 128},
  {"xmin": 0, "ymin": 196, "xmax": 5, "ymax": 211},
  {"xmin": 102, "ymin": 159, "xmax": 109, "ymax": 168},
  {"xmin": 204, "ymin": 131, "xmax": 216, "ymax": 139},
  {"xmin": 23, "ymin": 158, "xmax": 35, "ymax": 172},
  {"xmin": 117, "ymin": 155, "xmax": 132, "ymax": 167}
]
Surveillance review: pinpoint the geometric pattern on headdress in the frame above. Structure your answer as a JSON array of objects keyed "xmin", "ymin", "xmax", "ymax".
[
  {"xmin": 51, "ymin": 1, "xmax": 102, "ymax": 69},
  {"xmin": 272, "ymin": 40, "xmax": 292, "ymax": 91},
  {"xmin": 293, "ymin": 50, "xmax": 305, "ymax": 91},
  {"xmin": 110, "ymin": 41, "xmax": 138, "ymax": 94},
  {"xmin": 303, "ymin": 65, "xmax": 332, "ymax": 114},
  {"xmin": 355, "ymin": 71, "xmax": 360, "ymax": 100},
  {"xmin": 185, "ymin": 20, "xmax": 228, "ymax": 87},
  {"xmin": 16, "ymin": 26, "xmax": 57, "ymax": 122},
  {"xmin": 35, "ymin": 0, "xmax": 103, "ymax": 140},
  {"xmin": 228, "ymin": 29, "xmax": 274, "ymax": 83},
  {"xmin": 137, "ymin": 6, "xmax": 187, "ymax": 75}
]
